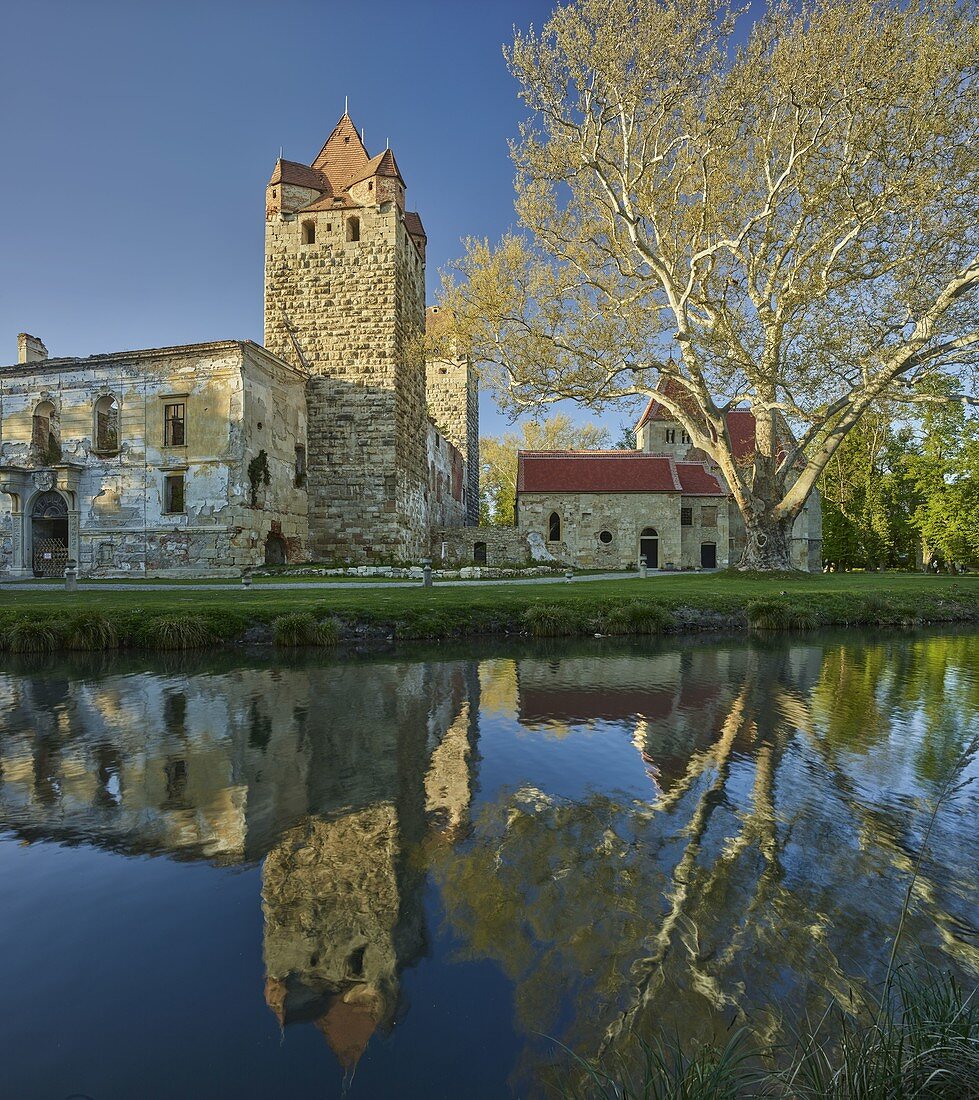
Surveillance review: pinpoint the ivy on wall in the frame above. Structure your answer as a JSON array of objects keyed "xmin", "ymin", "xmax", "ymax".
[{"xmin": 248, "ymin": 450, "xmax": 271, "ymax": 507}]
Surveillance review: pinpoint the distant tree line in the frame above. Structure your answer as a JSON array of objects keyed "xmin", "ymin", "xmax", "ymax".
[{"xmin": 820, "ymin": 390, "xmax": 978, "ymax": 572}]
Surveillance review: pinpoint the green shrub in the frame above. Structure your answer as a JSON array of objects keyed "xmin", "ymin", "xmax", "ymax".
[
  {"xmin": 522, "ymin": 603, "xmax": 583, "ymax": 637},
  {"xmin": 746, "ymin": 598, "xmax": 792, "ymax": 630},
  {"xmin": 272, "ymin": 612, "xmax": 337, "ymax": 647},
  {"xmin": 599, "ymin": 600, "xmax": 673, "ymax": 635},
  {"xmin": 64, "ymin": 612, "xmax": 119, "ymax": 650},
  {"xmin": 139, "ymin": 615, "xmax": 215, "ymax": 650},
  {"xmin": 8, "ymin": 618, "xmax": 64, "ymax": 654}
]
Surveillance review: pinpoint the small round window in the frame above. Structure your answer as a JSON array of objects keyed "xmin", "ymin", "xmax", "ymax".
[{"xmin": 598, "ymin": 530, "xmax": 613, "ymax": 544}]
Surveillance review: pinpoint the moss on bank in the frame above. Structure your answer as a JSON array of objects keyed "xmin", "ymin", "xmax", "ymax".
[{"xmin": 0, "ymin": 574, "xmax": 976, "ymax": 652}]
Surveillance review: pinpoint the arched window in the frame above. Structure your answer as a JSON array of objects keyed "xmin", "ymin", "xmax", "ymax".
[
  {"xmin": 346, "ymin": 216, "xmax": 360, "ymax": 242},
  {"xmin": 302, "ymin": 220, "xmax": 316, "ymax": 245},
  {"xmin": 94, "ymin": 395, "xmax": 120, "ymax": 452},
  {"xmin": 32, "ymin": 400, "xmax": 60, "ymax": 464},
  {"xmin": 548, "ymin": 511, "xmax": 561, "ymax": 542}
]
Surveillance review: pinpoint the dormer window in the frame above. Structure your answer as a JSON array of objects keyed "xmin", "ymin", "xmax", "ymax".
[
  {"xmin": 346, "ymin": 216, "xmax": 360, "ymax": 242},
  {"xmin": 302, "ymin": 220, "xmax": 316, "ymax": 245},
  {"xmin": 666, "ymin": 428, "xmax": 676, "ymax": 444},
  {"xmin": 368, "ymin": 181, "xmax": 373, "ymax": 190}
]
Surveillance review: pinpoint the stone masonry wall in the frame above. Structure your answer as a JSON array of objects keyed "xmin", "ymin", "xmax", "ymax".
[
  {"xmin": 519, "ymin": 491, "xmax": 711, "ymax": 570},
  {"xmin": 426, "ymin": 425, "xmax": 467, "ymax": 531},
  {"xmin": 264, "ymin": 204, "xmax": 429, "ymax": 562},
  {"xmin": 426, "ymin": 352, "xmax": 479, "ymax": 527},
  {"xmin": 432, "ymin": 525, "xmax": 547, "ymax": 568}
]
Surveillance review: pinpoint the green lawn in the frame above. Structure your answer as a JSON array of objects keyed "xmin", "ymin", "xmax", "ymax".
[{"xmin": 0, "ymin": 571, "xmax": 976, "ymax": 651}]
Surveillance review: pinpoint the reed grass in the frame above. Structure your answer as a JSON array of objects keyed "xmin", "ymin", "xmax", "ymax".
[
  {"xmin": 598, "ymin": 600, "xmax": 673, "ymax": 635},
  {"xmin": 523, "ymin": 604, "xmax": 585, "ymax": 637},
  {"xmin": 136, "ymin": 615, "xmax": 215, "ymax": 650},
  {"xmin": 7, "ymin": 618, "xmax": 64, "ymax": 653},
  {"xmin": 272, "ymin": 612, "xmax": 338, "ymax": 647},
  {"xmin": 64, "ymin": 611, "xmax": 119, "ymax": 650}
]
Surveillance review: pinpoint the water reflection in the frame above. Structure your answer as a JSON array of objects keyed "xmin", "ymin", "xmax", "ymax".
[{"xmin": 0, "ymin": 632, "xmax": 976, "ymax": 1096}]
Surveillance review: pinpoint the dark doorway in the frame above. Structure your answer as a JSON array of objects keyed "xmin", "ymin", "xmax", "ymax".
[
  {"xmin": 701, "ymin": 542, "xmax": 717, "ymax": 568},
  {"xmin": 639, "ymin": 527, "xmax": 659, "ymax": 568},
  {"xmin": 264, "ymin": 533, "xmax": 288, "ymax": 566},
  {"xmin": 473, "ymin": 541, "xmax": 487, "ymax": 565},
  {"xmin": 31, "ymin": 491, "xmax": 69, "ymax": 577}
]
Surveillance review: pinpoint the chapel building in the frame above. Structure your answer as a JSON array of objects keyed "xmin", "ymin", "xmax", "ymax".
[
  {"xmin": 0, "ymin": 114, "xmax": 478, "ymax": 577},
  {"xmin": 513, "ymin": 386, "xmax": 822, "ymax": 571}
]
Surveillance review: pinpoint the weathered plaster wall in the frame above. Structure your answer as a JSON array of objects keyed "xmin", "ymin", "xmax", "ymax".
[
  {"xmin": 239, "ymin": 345, "xmax": 309, "ymax": 564},
  {"xmin": 0, "ymin": 341, "xmax": 307, "ymax": 576}
]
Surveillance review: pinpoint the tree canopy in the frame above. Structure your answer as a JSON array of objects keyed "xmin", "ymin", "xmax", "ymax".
[{"xmin": 439, "ymin": 0, "xmax": 979, "ymax": 569}]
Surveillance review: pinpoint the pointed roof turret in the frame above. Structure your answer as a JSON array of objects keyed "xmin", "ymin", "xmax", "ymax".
[{"xmin": 311, "ymin": 113, "xmax": 371, "ymax": 192}]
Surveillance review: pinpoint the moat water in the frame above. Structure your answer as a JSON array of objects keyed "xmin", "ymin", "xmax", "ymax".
[{"xmin": 0, "ymin": 630, "xmax": 977, "ymax": 1098}]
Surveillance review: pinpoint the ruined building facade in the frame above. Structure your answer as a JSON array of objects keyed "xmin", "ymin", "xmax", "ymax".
[{"xmin": 0, "ymin": 113, "xmax": 478, "ymax": 576}]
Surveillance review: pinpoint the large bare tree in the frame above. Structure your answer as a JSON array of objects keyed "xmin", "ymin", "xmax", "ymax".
[{"xmin": 439, "ymin": 0, "xmax": 978, "ymax": 569}]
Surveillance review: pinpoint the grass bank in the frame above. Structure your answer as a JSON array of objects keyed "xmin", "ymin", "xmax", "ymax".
[
  {"xmin": 0, "ymin": 572, "xmax": 976, "ymax": 652},
  {"xmin": 561, "ymin": 967, "xmax": 979, "ymax": 1099}
]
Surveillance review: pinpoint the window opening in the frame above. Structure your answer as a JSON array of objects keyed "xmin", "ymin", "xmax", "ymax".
[
  {"xmin": 95, "ymin": 395, "xmax": 120, "ymax": 451},
  {"xmin": 32, "ymin": 400, "xmax": 60, "ymax": 464},
  {"xmin": 164, "ymin": 403, "xmax": 186, "ymax": 447},
  {"xmin": 164, "ymin": 473, "xmax": 185, "ymax": 514}
]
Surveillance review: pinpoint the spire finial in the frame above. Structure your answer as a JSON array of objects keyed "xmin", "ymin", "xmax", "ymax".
[
  {"xmin": 361, "ymin": 128, "xmax": 365, "ymax": 144},
  {"xmin": 385, "ymin": 136, "xmax": 389, "ymax": 149},
  {"xmin": 344, "ymin": 95, "xmax": 348, "ymax": 115}
]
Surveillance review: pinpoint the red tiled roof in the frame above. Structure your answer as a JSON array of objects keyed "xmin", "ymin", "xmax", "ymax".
[
  {"xmin": 635, "ymin": 381, "xmax": 760, "ymax": 463},
  {"xmin": 725, "ymin": 410, "xmax": 757, "ymax": 462},
  {"xmin": 299, "ymin": 192, "xmax": 362, "ymax": 211},
  {"xmin": 635, "ymin": 378, "xmax": 698, "ymax": 427},
  {"xmin": 675, "ymin": 462, "xmax": 725, "ymax": 495},
  {"xmin": 311, "ymin": 113, "xmax": 371, "ymax": 191},
  {"xmin": 518, "ymin": 451, "xmax": 682, "ymax": 493},
  {"xmin": 404, "ymin": 210, "xmax": 426, "ymax": 240},
  {"xmin": 269, "ymin": 159, "xmax": 330, "ymax": 191}
]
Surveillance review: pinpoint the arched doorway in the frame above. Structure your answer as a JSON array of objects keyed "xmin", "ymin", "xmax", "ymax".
[
  {"xmin": 639, "ymin": 527, "xmax": 659, "ymax": 568},
  {"xmin": 473, "ymin": 541, "xmax": 487, "ymax": 565},
  {"xmin": 264, "ymin": 533, "xmax": 288, "ymax": 566},
  {"xmin": 31, "ymin": 491, "xmax": 69, "ymax": 577}
]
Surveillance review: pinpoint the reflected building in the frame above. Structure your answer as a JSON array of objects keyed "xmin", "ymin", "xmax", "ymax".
[{"xmin": 0, "ymin": 656, "xmax": 480, "ymax": 1070}]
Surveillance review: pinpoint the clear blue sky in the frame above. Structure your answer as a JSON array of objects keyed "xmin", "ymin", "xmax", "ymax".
[{"xmin": 0, "ymin": 0, "xmax": 641, "ymax": 438}]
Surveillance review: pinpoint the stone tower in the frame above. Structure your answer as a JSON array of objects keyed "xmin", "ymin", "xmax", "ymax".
[
  {"xmin": 264, "ymin": 114, "xmax": 430, "ymax": 561},
  {"xmin": 425, "ymin": 305, "xmax": 479, "ymax": 527}
]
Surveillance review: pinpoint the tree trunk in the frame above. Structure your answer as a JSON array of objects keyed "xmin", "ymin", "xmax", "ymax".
[{"xmin": 738, "ymin": 511, "xmax": 795, "ymax": 571}]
